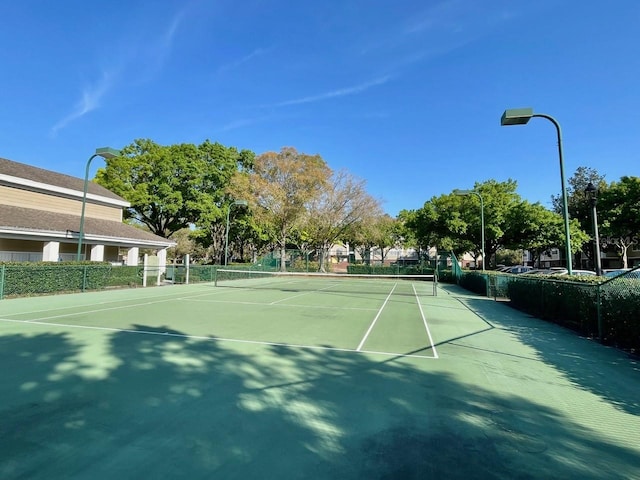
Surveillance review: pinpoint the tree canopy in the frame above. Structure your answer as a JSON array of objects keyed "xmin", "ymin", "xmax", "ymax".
[
  {"xmin": 95, "ymin": 139, "xmax": 254, "ymax": 239},
  {"xmin": 237, "ymin": 147, "xmax": 331, "ymax": 271},
  {"xmin": 93, "ymin": 137, "xmax": 635, "ymax": 271}
]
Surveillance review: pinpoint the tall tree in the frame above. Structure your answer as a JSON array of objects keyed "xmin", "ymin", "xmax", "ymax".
[
  {"xmin": 240, "ymin": 147, "xmax": 331, "ymax": 271},
  {"xmin": 95, "ymin": 139, "xmax": 254, "ymax": 239},
  {"xmin": 552, "ymin": 166, "xmax": 607, "ymax": 229},
  {"xmin": 598, "ymin": 176, "xmax": 640, "ymax": 268},
  {"xmin": 503, "ymin": 201, "xmax": 588, "ymax": 267},
  {"xmin": 302, "ymin": 170, "xmax": 382, "ymax": 272},
  {"xmin": 404, "ymin": 179, "xmax": 589, "ymax": 268}
]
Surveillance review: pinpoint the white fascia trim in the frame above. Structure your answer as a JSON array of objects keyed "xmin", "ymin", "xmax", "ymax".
[
  {"xmin": 0, "ymin": 228, "xmax": 175, "ymax": 248},
  {"xmin": 0, "ymin": 174, "xmax": 130, "ymax": 208}
]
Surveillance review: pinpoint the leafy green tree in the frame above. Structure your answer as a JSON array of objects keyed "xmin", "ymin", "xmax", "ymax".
[
  {"xmin": 495, "ymin": 249, "xmax": 524, "ymax": 266},
  {"xmin": 503, "ymin": 201, "xmax": 588, "ymax": 267},
  {"xmin": 552, "ymin": 166, "xmax": 607, "ymax": 266},
  {"xmin": 552, "ymin": 166, "xmax": 606, "ymax": 222},
  {"xmin": 370, "ymin": 215, "xmax": 402, "ymax": 265},
  {"xmin": 402, "ymin": 194, "xmax": 471, "ymax": 261},
  {"xmin": 405, "ymin": 179, "xmax": 589, "ymax": 269},
  {"xmin": 167, "ymin": 228, "xmax": 209, "ymax": 263},
  {"xmin": 405, "ymin": 180, "xmax": 520, "ymax": 267},
  {"xmin": 95, "ymin": 139, "xmax": 254, "ymax": 241},
  {"xmin": 598, "ymin": 176, "xmax": 640, "ymax": 268}
]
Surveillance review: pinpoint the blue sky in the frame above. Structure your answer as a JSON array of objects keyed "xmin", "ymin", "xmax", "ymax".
[{"xmin": 1, "ymin": 1, "xmax": 639, "ymax": 216}]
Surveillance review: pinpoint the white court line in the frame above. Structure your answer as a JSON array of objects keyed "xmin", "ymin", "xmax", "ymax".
[
  {"xmin": 412, "ymin": 283, "xmax": 439, "ymax": 359},
  {"xmin": 1, "ymin": 287, "xmax": 231, "ymax": 322},
  {"xmin": 0, "ymin": 317, "xmax": 437, "ymax": 360},
  {"xmin": 356, "ymin": 283, "xmax": 397, "ymax": 351},
  {"xmin": 2, "ymin": 284, "xmax": 225, "ymax": 318}
]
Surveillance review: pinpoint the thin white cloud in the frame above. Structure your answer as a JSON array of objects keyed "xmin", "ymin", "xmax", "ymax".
[
  {"xmin": 217, "ymin": 48, "xmax": 271, "ymax": 75},
  {"xmin": 50, "ymin": 70, "xmax": 115, "ymax": 137},
  {"xmin": 268, "ymin": 75, "xmax": 392, "ymax": 108},
  {"xmin": 50, "ymin": 7, "xmax": 187, "ymax": 135},
  {"xmin": 220, "ymin": 117, "xmax": 263, "ymax": 132},
  {"xmin": 358, "ymin": 1, "xmax": 520, "ymax": 69}
]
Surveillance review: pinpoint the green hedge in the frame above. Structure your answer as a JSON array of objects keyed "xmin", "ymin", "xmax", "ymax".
[
  {"xmin": 505, "ymin": 274, "xmax": 639, "ymax": 352},
  {"xmin": 453, "ymin": 270, "xmax": 640, "ymax": 352},
  {"xmin": 0, "ymin": 262, "xmax": 144, "ymax": 298},
  {"xmin": 507, "ymin": 276, "xmax": 598, "ymax": 334},
  {"xmin": 347, "ymin": 264, "xmax": 435, "ymax": 275},
  {"xmin": 106, "ymin": 266, "xmax": 143, "ymax": 287},
  {"xmin": 0, "ymin": 262, "xmax": 112, "ymax": 297},
  {"xmin": 458, "ymin": 271, "xmax": 487, "ymax": 295}
]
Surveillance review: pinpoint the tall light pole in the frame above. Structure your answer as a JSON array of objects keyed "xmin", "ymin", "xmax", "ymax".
[
  {"xmin": 224, "ymin": 200, "xmax": 248, "ymax": 266},
  {"xmin": 77, "ymin": 147, "xmax": 121, "ymax": 261},
  {"xmin": 501, "ymin": 108, "xmax": 573, "ymax": 275},
  {"xmin": 454, "ymin": 189, "xmax": 485, "ymax": 271},
  {"xmin": 585, "ymin": 182, "xmax": 602, "ymax": 275}
]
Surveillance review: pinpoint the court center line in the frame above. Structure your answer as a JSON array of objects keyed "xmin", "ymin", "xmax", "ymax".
[
  {"xmin": 0, "ymin": 317, "xmax": 437, "ymax": 360},
  {"xmin": 356, "ymin": 283, "xmax": 397, "ymax": 351},
  {"xmin": 412, "ymin": 283, "xmax": 439, "ymax": 359}
]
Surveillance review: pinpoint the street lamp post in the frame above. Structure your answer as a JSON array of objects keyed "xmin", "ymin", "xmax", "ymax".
[
  {"xmin": 76, "ymin": 147, "xmax": 121, "ymax": 261},
  {"xmin": 501, "ymin": 108, "xmax": 573, "ymax": 275},
  {"xmin": 584, "ymin": 182, "xmax": 602, "ymax": 276},
  {"xmin": 224, "ymin": 200, "xmax": 248, "ymax": 266},
  {"xmin": 454, "ymin": 189, "xmax": 485, "ymax": 271}
]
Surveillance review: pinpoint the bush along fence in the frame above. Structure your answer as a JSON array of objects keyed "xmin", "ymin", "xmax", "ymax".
[
  {"xmin": 0, "ymin": 254, "xmax": 181, "ymax": 299},
  {"xmin": 455, "ymin": 268, "xmax": 640, "ymax": 353},
  {"xmin": 0, "ymin": 262, "xmax": 144, "ymax": 299}
]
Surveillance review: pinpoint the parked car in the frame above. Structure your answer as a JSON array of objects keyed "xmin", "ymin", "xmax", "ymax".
[
  {"xmin": 522, "ymin": 268, "xmax": 553, "ymax": 275},
  {"xmin": 603, "ymin": 268, "xmax": 640, "ymax": 279},
  {"xmin": 494, "ymin": 265, "xmax": 512, "ymax": 272},
  {"xmin": 548, "ymin": 269, "xmax": 597, "ymax": 277},
  {"xmin": 504, "ymin": 265, "xmax": 533, "ymax": 274}
]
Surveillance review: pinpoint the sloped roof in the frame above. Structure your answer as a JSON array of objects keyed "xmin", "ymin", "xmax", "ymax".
[
  {"xmin": 0, "ymin": 156, "xmax": 125, "ymax": 202},
  {"xmin": 0, "ymin": 204, "xmax": 174, "ymax": 247}
]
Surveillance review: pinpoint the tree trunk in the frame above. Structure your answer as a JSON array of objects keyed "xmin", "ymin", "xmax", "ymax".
[{"xmin": 280, "ymin": 243, "xmax": 287, "ymax": 272}]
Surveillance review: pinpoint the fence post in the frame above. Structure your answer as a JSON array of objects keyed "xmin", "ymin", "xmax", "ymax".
[
  {"xmin": 82, "ymin": 265, "xmax": 88, "ymax": 292},
  {"xmin": 0, "ymin": 265, "xmax": 4, "ymax": 300}
]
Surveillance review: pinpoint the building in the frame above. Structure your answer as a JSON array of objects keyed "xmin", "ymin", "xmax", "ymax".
[{"xmin": 0, "ymin": 157, "xmax": 175, "ymax": 265}]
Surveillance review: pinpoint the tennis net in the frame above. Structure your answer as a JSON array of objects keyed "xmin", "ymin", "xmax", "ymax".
[{"xmin": 214, "ymin": 269, "xmax": 438, "ymax": 296}]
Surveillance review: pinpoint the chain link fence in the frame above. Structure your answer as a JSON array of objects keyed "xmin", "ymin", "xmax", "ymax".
[{"xmin": 455, "ymin": 266, "xmax": 640, "ymax": 351}]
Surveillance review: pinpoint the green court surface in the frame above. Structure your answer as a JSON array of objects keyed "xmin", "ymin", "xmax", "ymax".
[{"xmin": 1, "ymin": 278, "xmax": 639, "ymax": 479}]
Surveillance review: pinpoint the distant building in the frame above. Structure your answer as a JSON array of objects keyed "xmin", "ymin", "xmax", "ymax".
[{"xmin": 0, "ymin": 157, "xmax": 175, "ymax": 265}]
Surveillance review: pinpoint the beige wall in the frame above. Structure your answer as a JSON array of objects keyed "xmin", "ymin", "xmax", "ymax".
[
  {"xmin": 0, "ymin": 185, "xmax": 122, "ymax": 221},
  {"xmin": 0, "ymin": 238, "xmax": 39, "ymax": 252},
  {"xmin": 1, "ymin": 239, "xmax": 123, "ymax": 263}
]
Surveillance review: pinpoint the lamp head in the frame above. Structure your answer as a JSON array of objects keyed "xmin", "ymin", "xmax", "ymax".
[
  {"xmin": 500, "ymin": 108, "xmax": 534, "ymax": 126},
  {"xmin": 95, "ymin": 147, "xmax": 121, "ymax": 159},
  {"xmin": 584, "ymin": 182, "xmax": 598, "ymax": 201}
]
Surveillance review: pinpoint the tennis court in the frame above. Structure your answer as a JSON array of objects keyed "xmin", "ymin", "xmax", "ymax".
[{"xmin": 1, "ymin": 274, "xmax": 639, "ymax": 479}]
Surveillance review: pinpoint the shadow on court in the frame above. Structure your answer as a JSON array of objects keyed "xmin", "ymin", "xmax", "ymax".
[
  {"xmin": 1, "ymin": 318, "xmax": 639, "ymax": 479},
  {"xmin": 452, "ymin": 291, "xmax": 640, "ymax": 417}
]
